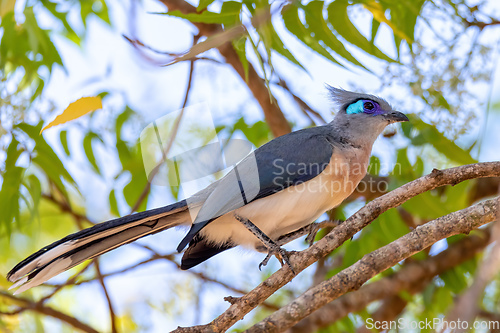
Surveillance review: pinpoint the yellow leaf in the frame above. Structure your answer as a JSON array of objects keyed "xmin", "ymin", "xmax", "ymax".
[
  {"xmin": 40, "ymin": 97, "xmax": 102, "ymax": 134},
  {"xmin": 363, "ymin": 1, "xmax": 413, "ymax": 43},
  {"xmin": 0, "ymin": 0, "xmax": 16, "ymax": 17}
]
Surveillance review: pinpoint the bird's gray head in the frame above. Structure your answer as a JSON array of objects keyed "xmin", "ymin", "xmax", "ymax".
[{"xmin": 327, "ymin": 86, "xmax": 408, "ymax": 146}]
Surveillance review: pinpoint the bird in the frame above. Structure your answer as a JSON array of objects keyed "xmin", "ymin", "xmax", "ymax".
[{"xmin": 7, "ymin": 87, "xmax": 408, "ymax": 294}]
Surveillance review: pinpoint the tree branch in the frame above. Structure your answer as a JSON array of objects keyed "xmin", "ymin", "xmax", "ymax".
[
  {"xmin": 157, "ymin": 0, "xmax": 291, "ymax": 137},
  {"xmin": 445, "ymin": 194, "xmax": 500, "ymax": 332},
  {"xmin": 172, "ymin": 162, "xmax": 500, "ymax": 333},
  {"xmin": 95, "ymin": 259, "xmax": 118, "ymax": 333},
  {"xmin": 0, "ymin": 291, "xmax": 99, "ymax": 333},
  {"xmin": 290, "ymin": 227, "xmax": 492, "ymax": 332},
  {"xmin": 248, "ymin": 197, "xmax": 498, "ymax": 332},
  {"xmin": 464, "ymin": 18, "xmax": 500, "ymax": 30},
  {"xmin": 130, "ymin": 34, "xmax": 198, "ymax": 213}
]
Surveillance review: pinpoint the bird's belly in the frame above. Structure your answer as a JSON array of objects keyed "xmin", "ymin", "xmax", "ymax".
[{"xmin": 200, "ymin": 151, "xmax": 366, "ymax": 249}]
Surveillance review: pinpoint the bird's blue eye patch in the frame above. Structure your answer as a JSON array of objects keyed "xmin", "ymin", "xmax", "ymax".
[
  {"xmin": 346, "ymin": 100, "xmax": 364, "ymax": 114},
  {"xmin": 346, "ymin": 99, "xmax": 381, "ymax": 115}
]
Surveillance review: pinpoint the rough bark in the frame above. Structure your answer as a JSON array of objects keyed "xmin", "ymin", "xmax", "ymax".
[
  {"xmin": 248, "ymin": 198, "xmax": 498, "ymax": 332},
  {"xmin": 173, "ymin": 162, "xmax": 500, "ymax": 332},
  {"xmin": 289, "ymin": 227, "xmax": 492, "ymax": 333}
]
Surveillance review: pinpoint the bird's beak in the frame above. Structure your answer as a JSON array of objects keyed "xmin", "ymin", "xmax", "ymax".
[{"xmin": 384, "ymin": 111, "xmax": 409, "ymax": 123}]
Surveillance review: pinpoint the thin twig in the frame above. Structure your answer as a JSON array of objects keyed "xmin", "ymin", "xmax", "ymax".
[
  {"xmin": 95, "ymin": 259, "xmax": 118, "ymax": 333},
  {"xmin": 276, "ymin": 78, "xmax": 327, "ymax": 125},
  {"xmin": 0, "ymin": 291, "xmax": 99, "ymax": 333},
  {"xmin": 129, "ymin": 34, "xmax": 198, "ymax": 213}
]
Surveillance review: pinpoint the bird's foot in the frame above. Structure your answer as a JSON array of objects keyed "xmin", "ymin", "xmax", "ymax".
[
  {"xmin": 259, "ymin": 245, "xmax": 296, "ymax": 274},
  {"xmin": 234, "ymin": 213, "xmax": 296, "ymax": 274},
  {"xmin": 305, "ymin": 220, "xmax": 344, "ymax": 246},
  {"xmin": 305, "ymin": 223, "xmax": 322, "ymax": 246}
]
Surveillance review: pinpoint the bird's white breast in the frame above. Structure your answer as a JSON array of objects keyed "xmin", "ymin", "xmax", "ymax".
[{"xmin": 199, "ymin": 145, "xmax": 370, "ymax": 250}]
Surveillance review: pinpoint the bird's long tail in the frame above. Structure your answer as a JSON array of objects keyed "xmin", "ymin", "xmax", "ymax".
[{"xmin": 7, "ymin": 201, "xmax": 190, "ymax": 294}]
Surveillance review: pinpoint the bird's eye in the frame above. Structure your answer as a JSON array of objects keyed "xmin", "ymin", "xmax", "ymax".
[{"xmin": 364, "ymin": 102, "xmax": 375, "ymax": 110}]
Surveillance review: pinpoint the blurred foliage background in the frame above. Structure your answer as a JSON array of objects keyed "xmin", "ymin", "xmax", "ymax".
[{"xmin": 0, "ymin": 0, "xmax": 499, "ymax": 332}]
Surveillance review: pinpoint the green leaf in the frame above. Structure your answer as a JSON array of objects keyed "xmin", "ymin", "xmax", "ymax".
[
  {"xmin": 403, "ymin": 191, "xmax": 450, "ymax": 219},
  {"xmin": 0, "ymin": 167, "xmax": 24, "ymax": 235},
  {"xmin": 442, "ymin": 181, "xmax": 469, "ymax": 212},
  {"xmin": 123, "ymin": 171, "xmax": 148, "ymax": 212},
  {"xmin": 120, "ymin": 141, "xmax": 149, "ymax": 212},
  {"xmin": 80, "ymin": 0, "xmax": 92, "ymax": 27},
  {"xmin": 158, "ymin": 3, "xmax": 241, "ymax": 26},
  {"xmin": 224, "ymin": 1, "xmax": 247, "ymax": 80},
  {"xmin": 374, "ymin": 209, "xmax": 409, "ymax": 243},
  {"xmin": 246, "ymin": 34, "xmax": 271, "ymax": 96},
  {"xmin": 83, "ymin": 132, "xmax": 101, "ymax": 175},
  {"xmin": 93, "ymin": 0, "xmax": 111, "ymax": 25},
  {"xmin": 370, "ymin": 17, "xmax": 381, "ymax": 42},
  {"xmin": 337, "ymin": 315, "xmax": 356, "ymax": 332},
  {"xmin": 368, "ymin": 155, "xmax": 380, "ymax": 175},
  {"xmin": 16, "ymin": 122, "xmax": 77, "ymax": 197},
  {"xmin": 41, "ymin": 0, "xmax": 81, "ymax": 45},
  {"xmin": 115, "ymin": 108, "xmax": 135, "ymax": 168},
  {"xmin": 388, "ymin": 0, "xmax": 425, "ymax": 51},
  {"xmin": 393, "ymin": 148, "xmax": 415, "ymax": 183},
  {"xmin": 432, "ymin": 286, "xmax": 454, "ymax": 314},
  {"xmin": 197, "ymin": 0, "xmax": 216, "ymax": 12},
  {"xmin": 231, "ymin": 118, "xmax": 271, "ymax": 147},
  {"xmin": 232, "ymin": 36, "xmax": 249, "ymax": 81},
  {"xmin": 327, "ymin": 0, "xmax": 394, "ymax": 62},
  {"xmin": 363, "ymin": 1, "xmax": 412, "ymax": 44},
  {"xmin": 109, "ymin": 189, "xmax": 120, "ymax": 216},
  {"xmin": 342, "ymin": 238, "xmax": 361, "ymax": 268},
  {"xmin": 220, "ymin": 1, "xmax": 242, "ymax": 26},
  {"xmin": 0, "ymin": 0, "xmax": 15, "ymax": 17},
  {"xmin": 282, "ymin": 4, "xmax": 342, "ymax": 66},
  {"xmin": 0, "ymin": 137, "xmax": 25, "ymax": 235},
  {"xmin": 269, "ymin": 27, "xmax": 304, "ymax": 69},
  {"xmin": 303, "ymin": 1, "xmax": 366, "ymax": 70},
  {"xmin": 31, "ymin": 77, "xmax": 45, "ymax": 102},
  {"xmin": 441, "ymin": 266, "xmax": 468, "ymax": 293},
  {"xmin": 24, "ymin": 174, "xmax": 42, "ymax": 223},
  {"xmin": 116, "ymin": 141, "xmax": 132, "ymax": 169},
  {"xmin": 4, "ymin": 137, "xmax": 23, "ymax": 169},
  {"xmin": 60, "ymin": 130, "xmax": 70, "ymax": 156},
  {"xmin": 23, "ymin": 7, "xmax": 63, "ymax": 70},
  {"xmin": 254, "ymin": 4, "xmax": 305, "ymax": 71},
  {"xmin": 80, "ymin": 0, "xmax": 110, "ymax": 27},
  {"xmin": 393, "ymin": 34, "xmax": 402, "ymax": 59},
  {"xmin": 116, "ymin": 107, "xmax": 135, "ymax": 141},
  {"xmin": 414, "ymin": 156, "xmax": 424, "ymax": 176},
  {"xmin": 408, "ymin": 116, "xmax": 477, "ymax": 165}
]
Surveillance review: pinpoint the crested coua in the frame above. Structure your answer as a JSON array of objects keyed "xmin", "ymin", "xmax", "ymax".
[{"xmin": 7, "ymin": 87, "xmax": 408, "ymax": 293}]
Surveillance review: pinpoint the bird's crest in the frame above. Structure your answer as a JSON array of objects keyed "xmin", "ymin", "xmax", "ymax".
[{"xmin": 326, "ymin": 86, "xmax": 392, "ymax": 113}]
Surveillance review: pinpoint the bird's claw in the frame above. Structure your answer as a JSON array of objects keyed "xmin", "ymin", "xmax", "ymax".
[
  {"xmin": 305, "ymin": 223, "xmax": 322, "ymax": 246},
  {"xmin": 306, "ymin": 220, "xmax": 344, "ymax": 246},
  {"xmin": 259, "ymin": 246, "xmax": 296, "ymax": 274},
  {"xmin": 258, "ymin": 253, "xmax": 272, "ymax": 270}
]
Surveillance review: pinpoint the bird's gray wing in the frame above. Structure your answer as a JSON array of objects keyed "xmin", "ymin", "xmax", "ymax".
[{"xmin": 177, "ymin": 127, "xmax": 335, "ymax": 251}]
